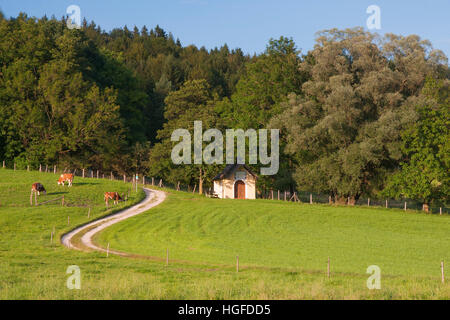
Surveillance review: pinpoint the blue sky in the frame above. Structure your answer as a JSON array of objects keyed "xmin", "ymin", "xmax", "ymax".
[{"xmin": 1, "ymin": 0, "xmax": 449, "ymax": 58}]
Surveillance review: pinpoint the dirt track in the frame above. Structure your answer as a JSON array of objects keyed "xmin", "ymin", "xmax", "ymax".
[{"xmin": 61, "ymin": 188, "xmax": 166, "ymax": 256}]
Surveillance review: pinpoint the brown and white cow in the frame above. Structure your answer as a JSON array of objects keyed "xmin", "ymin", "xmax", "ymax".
[
  {"xmin": 58, "ymin": 173, "xmax": 74, "ymax": 186},
  {"xmin": 104, "ymin": 192, "xmax": 123, "ymax": 205},
  {"xmin": 31, "ymin": 182, "xmax": 46, "ymax": 195}
]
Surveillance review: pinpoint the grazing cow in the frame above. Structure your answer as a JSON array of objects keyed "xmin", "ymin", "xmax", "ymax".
[
  {"xmin": 31, "ymin": 183, "xmax": 46, "ymax": 196},
  {"xmin": 104, "ymin": 192, "xmax": 122, "ymax": 205},
  {"xmin": 58, "ymin": 173, "xmax": 74, "ymax": 186},
  {"xmin": 104, "ymin": 192, "xmax": 123, "ymax": 205}
]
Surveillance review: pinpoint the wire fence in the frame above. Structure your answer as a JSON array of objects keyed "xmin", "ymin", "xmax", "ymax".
[
  {"xmin": 146, "ymin": 177, "xmax": 449, "ymax": 214},
  {"xmin": 258, "ymin": 189, "xmax": 449, "ymax": 214},
  {"xmin": 2, "ymin": 160, "xmax": 448, "ymax": 214}
]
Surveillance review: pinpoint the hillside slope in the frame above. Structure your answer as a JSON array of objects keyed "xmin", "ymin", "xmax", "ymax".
[
  {"xmin": 1, "ymin": 169, "xmax": 449, "ymax": 299},
  {"xmin": 97, "ymin": 189, "xmax": 450, "ymax": 277}
]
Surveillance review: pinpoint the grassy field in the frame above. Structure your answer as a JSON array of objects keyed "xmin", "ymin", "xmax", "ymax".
[
  {"xmin": 97, "ymin": 191, "xmax": 450, "ymax": 277},
  {"xmin": 1, "ymin": 169, "xmax": 450, "ymax": 299}
]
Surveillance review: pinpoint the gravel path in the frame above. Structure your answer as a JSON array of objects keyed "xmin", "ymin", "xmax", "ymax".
[{"xmin": 61, "ymin": 188, "xmax": 166, "ymax": 255}]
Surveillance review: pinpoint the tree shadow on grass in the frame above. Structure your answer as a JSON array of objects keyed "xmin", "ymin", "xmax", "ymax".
[
  {"xmin": 46, "ymin": 191, "xmax": 68, "ymax": 196},
  {"xmin": 69, "ymin": 182, "xmax": 100, "ymax": 186}
]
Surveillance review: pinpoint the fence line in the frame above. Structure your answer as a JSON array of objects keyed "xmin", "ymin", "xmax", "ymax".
[
  {"xmin": 149, "ymin": 177, "xmax": 449, "ymax": 214},
  {"xmin": 257, "ymin": 189, "xmax": 449, "ymax": 214},
  {"xmin": 2, "ymin": 160, "xmax": 448, "ymax": 214}
]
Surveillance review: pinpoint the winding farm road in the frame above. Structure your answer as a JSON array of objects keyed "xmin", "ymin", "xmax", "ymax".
[{"xmin": 61, "ymin": 188, "xmax": 166, "ymax": 256}]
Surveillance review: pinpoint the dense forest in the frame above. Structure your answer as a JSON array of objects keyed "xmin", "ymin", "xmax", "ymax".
[{"xmin": 0, "ymin": 12, "xmax": 448, "ymax": 208}]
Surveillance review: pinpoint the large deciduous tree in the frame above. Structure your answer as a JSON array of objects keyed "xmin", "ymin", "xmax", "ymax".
[
  {"xmin": 147, "ymin": 80, "xmax": 224, "ymax": 193},
  {"xmin": 271, "ymin": 28, "xmax": 448, "ymax": 204},
  {"xmin": 383, "ymin": 77, "xmax": 449, "ymax": 210},
  {"xmin": 0, "ymin": 14, "xmax": 125, "ymax": 170},
  {"xmin": 226, "ymin": 36, "xmax": 306, "ymax": 129}
]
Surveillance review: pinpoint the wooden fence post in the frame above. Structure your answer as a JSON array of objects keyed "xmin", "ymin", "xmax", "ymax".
[
  {"xmin": 39, "ymin": 164, "xmax": 42, "ymax": 172},
  {"xmin": 143, "ymin": 176, "xmax": 145, "ymax": 185},
  {"xmin": 123, "ymin": 174, "xmax": 126, "ymax": 183},
  {"xmin": 152, "ymin": 177, "xmax": 154, "ymax": 186},
  {"xmin": 177, "ymin": 181, "xmax": 180, "ymax": 191},
  {"xmin": 277, "ymin": 190, "xmax": 280, "ymax": 201},
  {"xmin": 385, "ymin": 200, "xmax": 388, "ymax": 208},
  {"xmin": 368, "ymin": 198, "xmax": 370, "ymax": 206},
  {"xmin": 14, "ymin": 163, "xmax": 16, "ymax": 171},
  {"xmin": 45, "ymin": 164, "xmax": 48, "ymax": 172},
  {"xmin": 27, "ymin": 165, "xmax": 29, "ymax": 171},
  {"xmin": 310, "ymin": 193, "xmax": 313, "ymax": 204},
  {"xmin": 82, "ymin": 169, "xmax": 85, "ymax": 178},
  {"xmin": 97, "ymin": 170, "xmax": 99, "ymax": 179},
  {"xmin": 440, "ymin": 207, "xmax": 442, "ymax": 216},
  {"xmin": 54, "ymin": 165, "xmax": 56, "ymax": 174},
  {"xmin": 271, "ymin": 190, "xmax": 273, "ymax": 200},
  {"xmin": 404, "ymin": 202, "xmax": 407, "ymax": 211},
  {"xmin": 284, "ymin": 191, "xmax": 287, "ymax": 201},
  {"xmin": 110, "ymin": 172, "xmax": 113, "ymax": 180},
  {"xmin": 2, "ymin": 160, "xmax": 4, "ymax": 168}
]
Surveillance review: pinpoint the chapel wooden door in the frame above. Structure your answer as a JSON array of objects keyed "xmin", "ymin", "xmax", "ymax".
[{"xmin": 234, "ymin": 180, "xmax": 246, "ymax": 199}]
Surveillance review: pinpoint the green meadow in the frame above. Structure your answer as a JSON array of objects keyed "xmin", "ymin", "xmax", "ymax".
[
  {"xmin": 97, "ymin": 190, "xmax": 450, "ymax": 277},
  {"xmin": 1, "ymin": 169, "xmax": 450, "ymax": 299}
]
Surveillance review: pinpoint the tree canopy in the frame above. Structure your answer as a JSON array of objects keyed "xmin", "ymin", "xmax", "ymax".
[
  {"xmin": 270, "ymin": 28, "xmax": 448, "ymax": 204},
  {"xmin": 0, "ymin": 13, "xmax": 448, "ymax": 208}
]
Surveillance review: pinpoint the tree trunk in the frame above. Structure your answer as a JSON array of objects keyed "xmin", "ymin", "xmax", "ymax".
[
  {"xmin": 348, "ymin": 196, "xmax": 357, "ymax": 206},
  {"xmin": 199, "ymin": 167, "xmax": 203, "ymax": 195},
  {"xmin": 334, "ymin": 195, "xmax": 347, "ymax": 205}
]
